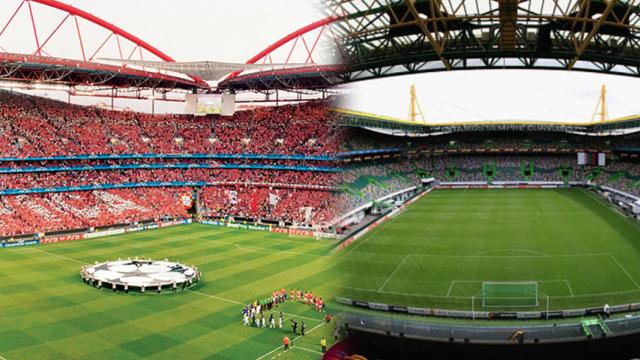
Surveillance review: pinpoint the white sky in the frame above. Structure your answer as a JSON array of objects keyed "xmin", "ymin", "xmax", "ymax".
[
  {"xmin": 3, "ymin": 1, "xmax": 639, "ymax": 122},
  {"xmin": 341, "ymin": 69, "xmax": 640, "ymax": 124},
  {"xmin": 0, "ymin": 0, "xmax": 322, "ymax": 112}
]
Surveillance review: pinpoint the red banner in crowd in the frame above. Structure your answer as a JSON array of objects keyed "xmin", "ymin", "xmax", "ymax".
[
  {"xmin": 250, "ymin": 190, "xmax": 259, "ymax": 213},
  {"xmin": 271, "ymin": 227, "xmax": 315, "ymax": 237},
  {"xmin": 41, "ymin": 234, "xmax": 84, "ymax": 244}
]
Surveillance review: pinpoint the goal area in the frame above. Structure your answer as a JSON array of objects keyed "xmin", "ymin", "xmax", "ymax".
[{"xmin": 482, "ymin": 281, "xmax": 538, "ymax": 308}]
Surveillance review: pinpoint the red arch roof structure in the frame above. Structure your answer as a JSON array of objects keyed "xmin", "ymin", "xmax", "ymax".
[
  {"xmin": 0, "ymin": 1, "xmax": 343, "ymax": 92},
  {"xmin": 221, "ymin": 15, "xmax": 346, "ymax": 91},
  {"xmin": 26, "ymin": 0, "xmax": 174, "ymax": 62},
  {"xmin": 0, "ymin": 0, "xmax": 206, "ymax": 88}
]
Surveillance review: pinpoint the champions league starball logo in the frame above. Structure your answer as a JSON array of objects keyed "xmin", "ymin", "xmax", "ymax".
[{"xmin": 80, "ymin": 259, "xmax": 200, "ymax": 293}]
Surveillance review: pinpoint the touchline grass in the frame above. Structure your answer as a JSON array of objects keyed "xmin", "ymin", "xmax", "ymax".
[
  {"xmin": 337, "ymin": 188, "xmax": 640, "ymax": 312},
  {"xmin": 0, "ymin": 223, "xmax": 341, "ymax": 360}
]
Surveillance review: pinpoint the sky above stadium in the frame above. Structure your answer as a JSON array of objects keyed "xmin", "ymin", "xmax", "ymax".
[
  {"xmin": 341, "ymin": 70, "xmax": 640, "ymax": 124},
  {"xmin": 67, "ymin": 0, "xmax": 321, "ymax": 63},
  {"xmin": 0, "ymin": 0, "xmax": 321, "ymax": 61},
  {"xmin": 0, "ymin": 0, "xmax": 322, "ymax": 112},
  {"xmin": 3, "ymin": 1, "xmax": 640, "ymax": 122}
]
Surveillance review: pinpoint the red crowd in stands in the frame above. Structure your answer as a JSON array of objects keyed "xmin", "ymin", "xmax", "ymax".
[
  {"xmin": 0, "ymin": 168, "xmax": 337, "ymax": 190},
  {"xmin": 0, "ymin": 188, "xmax": 189, "ymax": 237},
  {"xmin": 0, "ymin": 186, "xmax": 337, "ymax": 237},
  {"xmin": 0, "ymin": 90, "xmax": 341, "ymax": 157},
  {"xmin": 0, "ymin": 91, "xmax": 342, "ymax": 237},
  {"xmin": 200, "ymin": 187, "xmax": 335, "ymax": 225}
]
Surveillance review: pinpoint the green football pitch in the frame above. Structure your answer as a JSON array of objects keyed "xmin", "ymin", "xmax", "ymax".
[
  {"xmin": 337, "ymin": 188, "xmax": 640, "ymax": 312},
  {"xmin": 0, "ymin": 223, "xmax": 341, "ymax": 360}
]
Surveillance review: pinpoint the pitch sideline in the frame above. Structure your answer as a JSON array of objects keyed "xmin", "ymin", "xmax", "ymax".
[
  {"xmin": 255, "ymin": 321, "xmax": 326, "ymax": 360},
  {"xmin": 336, "ymin": 189, "xmax": 432, "ymax": 260}
]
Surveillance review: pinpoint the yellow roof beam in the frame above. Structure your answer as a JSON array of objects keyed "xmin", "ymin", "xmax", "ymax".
[{"xmin": 332, "ymin": 107, "xmax": 640, "ymax": 127}]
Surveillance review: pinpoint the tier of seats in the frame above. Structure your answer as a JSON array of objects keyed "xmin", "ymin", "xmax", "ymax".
[
  {"xmin": 0, "ymin": 91, "xmax": 341, "ymax": 236},
  {"xmin": 0, "ymin": 90, "xmax": 342, "ymax": 157}
]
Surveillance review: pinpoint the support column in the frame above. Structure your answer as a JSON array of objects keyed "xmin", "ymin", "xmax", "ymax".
[{"xmin": 499, "ymin": 0, "xmax": 518, "ymax": 50}]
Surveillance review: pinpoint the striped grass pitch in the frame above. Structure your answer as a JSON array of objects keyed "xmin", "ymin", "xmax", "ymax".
[
  {"xmin": 0, "ymin": 223, "xmax": 339, "ymax": 359},
  {"xmin": 337, "ymin": 189, "xmax": 640, "ymax": 312}
]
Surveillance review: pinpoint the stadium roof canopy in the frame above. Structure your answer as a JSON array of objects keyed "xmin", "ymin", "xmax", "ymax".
[
  {"xmin": 0, "ymin": 53, "xmax": 201, "ymax": 90},
  {"xmin": 0, "ymin": 0, "xmax": 208, "ymax": 93},
  {"xmin": 218, "ymin": 64, "xmax": 345, "ymax": 91},
  {"xmin": 218, "ymin": 16, "xmax": 346, "ymax": 92},
  {"xmin": 106, "ymin": 59, "xmax": 346, "ymax": 92},
  {"xmin": 326, "ymin": 0, "xmax": 640, "ymax": 82},
  {"xmin": 110, "ymin": 59, "xmax": 311, "ymax": 82},
  {"xmin": 0, "ymin": 0, "xmax": 345, "ymax": 95},
  {"xmin": 333, "ymin": 108, "xmax": 640, "ymax": 136}
]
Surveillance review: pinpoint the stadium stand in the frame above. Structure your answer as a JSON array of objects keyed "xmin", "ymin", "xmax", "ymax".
[
  {"xmin": 0, "ymin": 188, "xmax": 190, "ymax": 236},
  {"xmin": 338, "ymin": 129, "xmax": 640, "ymax": 214},
  {"xmin": 0, "ymin": 90, "xmax": 342, "ymax": 237},
  {"xmin": 0, "ymin": 90, "xmax": 341, "ymax": 156}
]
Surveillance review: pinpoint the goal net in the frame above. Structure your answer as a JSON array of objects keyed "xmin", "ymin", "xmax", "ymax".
[{"xmin": 482, "ymin": 281, "xmax": 538, "ymax": 308}]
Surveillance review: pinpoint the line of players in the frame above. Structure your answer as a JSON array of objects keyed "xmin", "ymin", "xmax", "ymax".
[
  {"xmin": 243, "ymin": 302, "xmax": 285, "ymax": 329},
  {"xmin": 285, "ymin": 288, "xmax": 325, "ymax": 312},
  {"xmin": 242, "ymin": 288, "xmax": 326, "ymax": 329}
]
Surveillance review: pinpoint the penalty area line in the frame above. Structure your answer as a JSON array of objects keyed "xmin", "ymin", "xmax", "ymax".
[
  {"xmin": 378, "ymin": 255, "xmax": 409, "ymax": 292},
  {"xmin": 446, "ymin": 280, "xmax": 480, "ymax": 297},
  {"xmin": 563, "ymin": 280, "xmax": 575, "ymax": 297},
  {"xmin": 446, "ymin": 281, "xmax": 455, "ymax": 297},
  {"xmin": 608, "ymin": 253, "xmax": 640, "ymax": 290}
]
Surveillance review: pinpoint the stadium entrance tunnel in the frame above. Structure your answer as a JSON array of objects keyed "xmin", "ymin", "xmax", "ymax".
[{"xmin": 81, "ymin": 259, "xmax": 201, "ymax": 293}]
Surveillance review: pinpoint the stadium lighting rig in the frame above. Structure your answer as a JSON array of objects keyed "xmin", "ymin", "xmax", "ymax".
[{"xmin": 325, "ymin": 0, "xmax": 640, "ymax": 82}]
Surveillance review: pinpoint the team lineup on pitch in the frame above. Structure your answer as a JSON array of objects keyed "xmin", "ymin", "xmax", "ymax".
[{"xmin": 0, "ymin": 225, "xmax": 339, "ymax": 359}]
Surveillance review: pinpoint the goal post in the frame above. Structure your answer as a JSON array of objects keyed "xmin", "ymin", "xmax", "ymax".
[{"xmin": 482, "ymin": 281, "xmax": 538, "ymax": 308}]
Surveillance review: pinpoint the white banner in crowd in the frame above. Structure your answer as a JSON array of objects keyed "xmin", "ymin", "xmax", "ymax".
[
  {"xmin": 269, "ymin": 193, "xmax": 280, "ymax": 205},
  {"xmin": 228, "ymin": 190, "xmax": 238, "ymax": 205}
]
